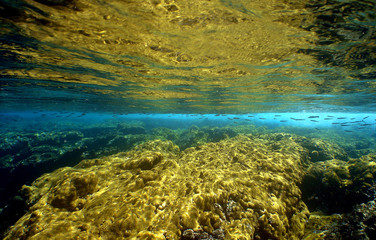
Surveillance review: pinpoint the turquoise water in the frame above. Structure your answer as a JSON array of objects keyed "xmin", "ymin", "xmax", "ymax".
[{"xmin": 1, "ymin": 111, "xmax": 376, "ymax": 133}]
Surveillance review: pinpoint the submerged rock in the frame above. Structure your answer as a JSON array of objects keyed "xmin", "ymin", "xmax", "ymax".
[
  {"xmin": 303, "ymin": 196, "xmax": 376, "ymax": 240},
  {"xmin": 4, "ymin": 134, "xmax": 310, "ymax": 239},
  {"xmin": 296, "ymin": 137, "xmax": 349, "ymax": 162},
  {"xmin": 175, "ymin": 126, "xmax": 238, "ymax": 150},
  {"xmin": 301, "ymin": 154, "xmax": 376, "ymax": 214}
]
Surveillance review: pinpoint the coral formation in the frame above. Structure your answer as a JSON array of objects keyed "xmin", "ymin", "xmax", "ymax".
[
  {"xmin": 301, "ymin": 154, "xmax": 376, "ymax": 214},
  {"xmin": 295, "ymin": 137, "xmax": 349, "ymax": 162},
  {"xmin": 4, "ymin": 134, "xmax": 310, "ymax": 239},
  {"xmin": 303, "ymin": 198, "xmax": 376, "ymax": 240},
  {"xmin": 301, "ymin": 154, "xmax": 376, "ymax": 239},
  {"xmin": 2, "ymin": 125, "xmax": 376, "ymax": 239}
]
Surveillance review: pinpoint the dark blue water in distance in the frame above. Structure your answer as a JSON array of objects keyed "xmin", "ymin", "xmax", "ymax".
[{"xmin": 1, "ymin": 0, "xmax": 376, "ymax": 239}]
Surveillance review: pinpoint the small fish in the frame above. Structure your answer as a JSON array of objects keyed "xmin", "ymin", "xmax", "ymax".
[
  {"xmin": 363, "ymin": 116, "xmax": 369, "ymax": 119},
  {"xmin": 332, "ymin": 122, "xmax": 340, "ymax": 124},
  {"xmin": 345, "ymin": 130, "xmax": 353, "ymax": 132},
  {"xmin": 259, "ymin": 118, "xmax": 266, "ymax": 120},
  {"xmin": 291, "ymin": 118, "xmax": 305, "ymax": 121},
  {"xmin": 310, "ymin": 120, "xmax": 319, "ymax": 122},
  {"xmin": 233, "ymin": 117, "xmax": 240, "ymax": 119},
  {"xmin": 274, "ymin": 115, "xmax": 281, "ymax": 117},
  {"xmin": 327, "ymin": 115, "xmax": 334, "ymax": 117},
  {"xmin": 337, "ymin": 117, "xmax": 346, "ymax": 119},
  {"xmin": 308, "ymin": 116, "xmax": 319, "ymax": 118},
  {"xmin": 247, "ymin": 115, "xmax": 254, "ymax": 117},
  {"xmin": 280, "ymin": 120, "xmax": 288, "ymax": 122},
  {"xmin": 324, "ymin": 118, "xmax": 332, "ymax": 120}
]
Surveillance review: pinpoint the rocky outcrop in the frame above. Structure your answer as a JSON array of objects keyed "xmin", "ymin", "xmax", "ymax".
[{"xmin": 4, "ymin": 135, "xmax": 310, "ymax": 239}]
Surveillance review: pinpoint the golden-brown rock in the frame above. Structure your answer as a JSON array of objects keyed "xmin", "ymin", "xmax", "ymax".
[{"xmin": 5, "ymin": 135, "xmax": 310, "ymax": 239}]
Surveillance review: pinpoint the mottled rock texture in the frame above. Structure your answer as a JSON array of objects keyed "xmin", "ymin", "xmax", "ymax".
[{"xmin": 4, "ymin": 134, "xmax": 310, "ymax": 239}]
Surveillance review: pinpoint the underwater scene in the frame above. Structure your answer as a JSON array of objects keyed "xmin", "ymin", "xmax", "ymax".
[{"xmin": 1, "ymin": 0, "xmax": 376, "ymax": 239}]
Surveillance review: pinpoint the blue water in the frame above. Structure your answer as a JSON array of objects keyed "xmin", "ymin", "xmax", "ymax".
[{"xmin": 1, "ymin": 111, "xmax": 376, "ymax": 131}]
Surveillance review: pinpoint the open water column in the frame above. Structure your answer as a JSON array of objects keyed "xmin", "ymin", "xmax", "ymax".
[{"xmin": 1, "ymin": 0, "xmax": 376, "ymax": 239}]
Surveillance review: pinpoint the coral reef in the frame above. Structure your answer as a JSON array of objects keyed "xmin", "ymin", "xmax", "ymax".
[
  {"xmin": 175, "ymin": 126, "xmax": 238, "ymax": 150},
  {"xmin": 303, "ymin": 197, "xmax": 376, "ymax": 240},
  {"xmin": 302, "ymin": 154, "xmax": 376, "ymax": 239},
  {"xmin": 295, "ymin": 137, "xmax": 349, "ymax": 162},
  {"xmin": 4, "ymin": 134, "xmax": 310, "ymax": 239},
  {"xmin": 301, "ymin": 154, "xmax": 376, "ymax": 214},
  {"xmin": 2, "ymin": 124, "xmax": 376, "ymax": 239},
  {"xmin": 0, "ymin": 123, "xmax": 153, "ymax": 237}
]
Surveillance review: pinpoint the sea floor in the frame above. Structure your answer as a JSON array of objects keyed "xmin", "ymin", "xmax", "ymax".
[{"xmin": 1, "ymin": 115, "xmax": 376, "ymax": 239}]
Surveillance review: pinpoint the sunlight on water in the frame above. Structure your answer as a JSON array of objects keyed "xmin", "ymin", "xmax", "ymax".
[{"xmin": 1, "ymin": 0, "xmax": 375, "ymax": 113}]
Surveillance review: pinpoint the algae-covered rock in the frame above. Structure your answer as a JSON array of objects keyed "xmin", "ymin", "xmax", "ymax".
[
  {"xmin": 4, "ymin": 134, "xmax": 310, "ymax": 240},
  {"xmin": 152, "ymin": 127, "xmax": 178, "ymax": 142},
  {"xmin": 295, "ymin": 137, "xmax": 349, "ymax": 162},
  {"xmin": 121, "ymin": 152, "xmax": 163, "ymax": 170},
  {"xmin": 303, "ymin": 196, "xmax": 376, "ymax": 240},
  {"xmin": 175, "ymin": 126, "xmax": 238, "ymax": 150},
  {"xmin": 301, "ymin": 154, "xmax": 376, "ymax": 214}
]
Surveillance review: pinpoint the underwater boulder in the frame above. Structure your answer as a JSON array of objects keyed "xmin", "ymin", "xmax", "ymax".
[
  {"xmin": 152, "ymin": 127, "xmax": 178, "ymax": 141},
  {"xmin": 175, "ymin": 125, "xmax": 208, "ymax": 150},
  {"xmin": 4, "ymin": 134, "xmax": 310, "ymax": 240},
  {"xmin": 48, "ymin": 171, "xmax": 98, "ymax": 211},
  {"xmin": 205, "ymin": 127, "xmax": 237, "ymax": 143},
  {"xmin": 117, "ymin": 124, "xmax": 146, "ymax": 135},
  {"xmin": 301, "ymin": 154, "xmax": 376, "ymax": 214},
  {"xmin": 303, "ymin": 194, "xmax": 376, "ymax": 240},
  {"xmin": 176, "ymin": 126, "xmax": 238, "ymax": 150},
  {"xmin": 296, "ymin": 137, "xmax": 349, "ymax": 162}
]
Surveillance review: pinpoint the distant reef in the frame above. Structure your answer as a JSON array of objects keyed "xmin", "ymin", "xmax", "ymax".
[{"xmin": 3, "ymin": 133, "xmax": 376, "ymax": 239}]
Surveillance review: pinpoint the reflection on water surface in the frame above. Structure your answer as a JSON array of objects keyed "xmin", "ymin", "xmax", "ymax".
[{"xmin": 1, "ymin": 0, "xmax": 375, "ymax": 113}]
